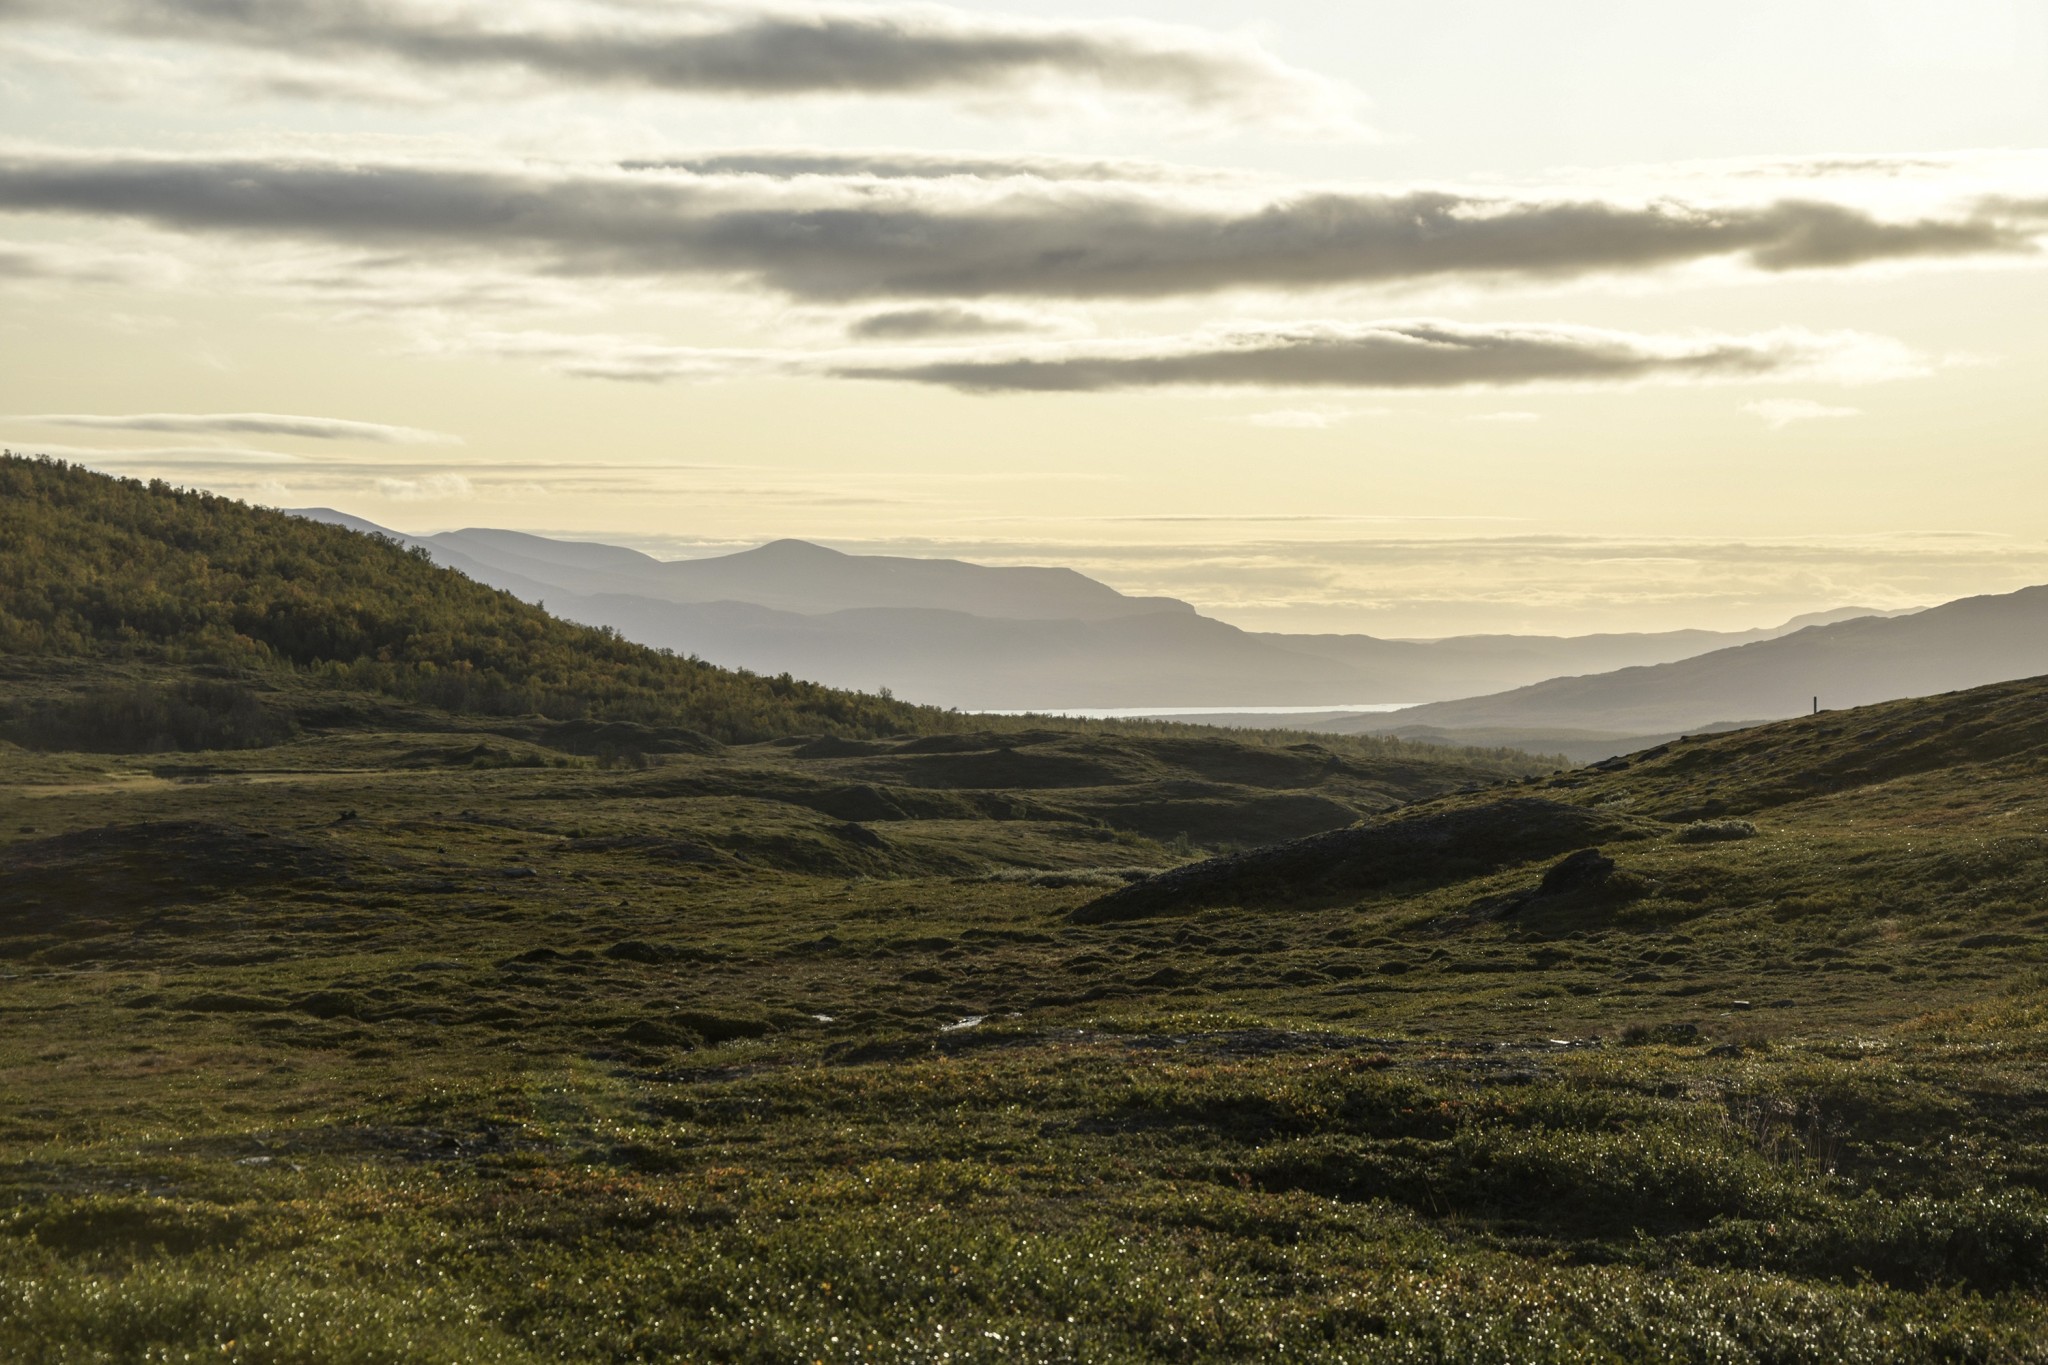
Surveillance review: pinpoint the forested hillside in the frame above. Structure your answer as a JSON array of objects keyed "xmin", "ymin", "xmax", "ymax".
[{"xmin": 0, "ymin": 455, "xmax": 928, "ymax": 744}]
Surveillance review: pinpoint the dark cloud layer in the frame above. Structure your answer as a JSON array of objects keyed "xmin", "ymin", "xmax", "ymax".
[
  {"xmin": 847, "ymin": 306, "xmax": 1051, "ymax": 339},
  {"xmin": 0, "ymin": 0, "xmax": 1333, "ymax": 113},
  {"xmin": 0, "ymin": 152, "xmax": 2032, "ymax": 303},
  {"xmin": 835, "ymin": 322, "xmax": 1857, "ymax": 393}
]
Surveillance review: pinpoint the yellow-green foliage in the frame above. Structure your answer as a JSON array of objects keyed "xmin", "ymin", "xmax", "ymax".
[{"xmin": 0, "ymin": 455, "xmax": 928, "ymax": 743}]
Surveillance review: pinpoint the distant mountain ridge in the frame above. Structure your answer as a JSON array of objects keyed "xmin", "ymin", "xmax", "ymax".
[
  {"xmin": 289, "ymin": 510, "xmax": 1926, "ymax": 713},
  {"xmin": 307, "ymin": 517, "xmax": 1194, "ymax": 622},
  {"xmin": 1358, "ymin": 585, "xmax": 2048, "ymax": 739},
  {"xmin": 1248, "ymin": 607, "xmax": 1901, "ymax": 704},
  {"xmin": 552, "ymin": 594, "xmax": 1363, "ymax": 708}
]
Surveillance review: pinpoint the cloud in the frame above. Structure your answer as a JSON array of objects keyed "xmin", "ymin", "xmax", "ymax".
[
  {"xmin": 0, "ymin": 150, "xmax": 2037, "ymax": 304},
  {"xmin": 14, "ymin": 411, "xmax": 460, "ymax": 444},
  {"xmin": 832, "ymin": 321, "xmax": 1915, "ymax": 394},
  {"xmin": 0, "ymin": 0, "xmax": 1360, "ymax": 127},
  {"xmin": 846, "ymin": 305, "xmax": 1056, "ymax": 339},
  {"xmin": 409, "ymin": 318, "xmax": 1924, "ymax": 395},
  {"xmin": 1468, "ymin": 410, "xmax": 1540, "ymax": 423},
  {"xmin": 429, "ymin": 328, "xmax": 779, "ymax": 383},
  {"xmin": 0, "ymin": 28, "xmax": 444, "ymax": 106},
  {"xmin": 0, "ymin": 238, "xmax": 183, "ymax": 287},
  {"xmin": 375, "ymin": 472, "xmax": 474, "ymax": 500},
  {"xmin": 1743, "ymin": 398, "xmax": 1862, "ymax": 429},
  {"xmin": 0, "ymin": 244, "xmax": 72, "ymax": 280}
]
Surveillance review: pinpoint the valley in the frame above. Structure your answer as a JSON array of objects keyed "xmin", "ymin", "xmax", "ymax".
[{"xmin": 2, "ymin": 461, "xmax": 2046, "ymax": 1361}]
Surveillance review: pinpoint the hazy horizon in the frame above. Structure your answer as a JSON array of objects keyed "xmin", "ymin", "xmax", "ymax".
[{"xmin": 3, "ymin": 1, "xmax": 2045, "ymax": 637}]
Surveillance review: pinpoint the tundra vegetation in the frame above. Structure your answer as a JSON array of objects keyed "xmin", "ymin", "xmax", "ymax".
[{"xmin": 1, "ymin": 457, "xmax": 2046, "ymax": 1363}]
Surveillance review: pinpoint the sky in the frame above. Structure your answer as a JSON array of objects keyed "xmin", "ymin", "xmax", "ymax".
[{"xmin": 1, "ymin": 0, "xmax": 2045, "ymax": 637}]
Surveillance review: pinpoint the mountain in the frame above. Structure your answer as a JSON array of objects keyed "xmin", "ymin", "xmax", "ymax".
[
  {"xmin": 289, "ymin": 511, "xmax": 1914, "ymax": 712},
  {"xmin": 294, "ymin": 513, "xmax": 1191, "ymax": 622},
  {"xmin": 1361, "ymin": 584, "xmax": 2048, "ymax": 744},
  {"xmin": 539, "ymin": 594, "xmax": 1366, "ymax": 709},
  {"xmin": 1257, "ymin": 608, "xmax": 1906, "ymax": 703}
]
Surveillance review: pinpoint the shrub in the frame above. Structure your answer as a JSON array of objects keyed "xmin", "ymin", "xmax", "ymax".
[{"xmin": 0, "ymin": 680, "xmax": 294, "ymax": 753}]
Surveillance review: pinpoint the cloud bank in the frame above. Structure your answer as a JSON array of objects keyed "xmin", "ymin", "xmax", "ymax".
[
  {"xmin": 427, "ymin": 319, "xmax": 1915, "ymax": 394},
  {"xmin": 846, "ymin": 305, "xmax": 1056, "ymax": 339},
  {"xmin": 15, "ymin": 411, "xmax": 459, "ymax": 444},
  {"xmin": 0, "ymin": 0, "xmax": 1355, "ymax": 125},
  {"xmin": 835, "ymin": 321, "xmax": 1914, "ymax": 394},
  {"xmin": 0, "ymin": 151, "xmax": 2036, "ymax": 304}
]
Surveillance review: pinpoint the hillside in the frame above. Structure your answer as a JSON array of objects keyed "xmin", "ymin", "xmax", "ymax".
[
  {"xmin": 1080, "ymin": 671, "xmax": 2048, "ymax": 922},
  {"xmin": 1369, "ymin": 584, "xmax": 2048, "ymax": 740},
  {"xmin": 0, "ymin": 456, "xmax": 932, "ymax": 744}
]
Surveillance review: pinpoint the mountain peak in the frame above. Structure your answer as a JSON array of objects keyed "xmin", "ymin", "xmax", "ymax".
[{"xmin": 744, "ymin": 539, "xmax": 849, "ymax": 560}]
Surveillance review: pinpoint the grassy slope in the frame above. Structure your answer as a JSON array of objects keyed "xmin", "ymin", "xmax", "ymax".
[
  {"xmin": 0, "ymin": 453, "xmax": 936, "ymax": 744},
  {"xmin": 0, "ymin": 667, "xmax": 2045, "ymax": 1360}
]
